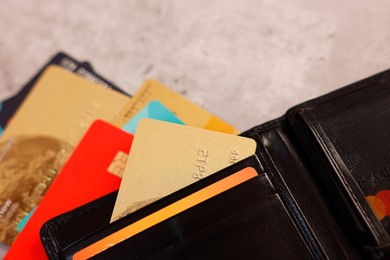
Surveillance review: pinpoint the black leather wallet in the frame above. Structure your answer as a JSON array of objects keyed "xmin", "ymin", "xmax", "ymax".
[{"xmin": 41, "ymin": 69, "xmax": 390, "ymax": 259}]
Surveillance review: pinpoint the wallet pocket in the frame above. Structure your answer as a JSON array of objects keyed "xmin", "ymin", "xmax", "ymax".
[
  {"xmin": 40, "ymin": 191, "xmax": 118, "ymax": 260},
  {"xmin": 65, "ymin": 174, "xmax": 313, "ymax": 260},
  {"xmin": 150, "ymin": 193, "xmax": 310, "ymax": 260},
  {"xmin": 287, "ymin": 70, "xmax": 390, "ymax": 257},
  {"xmin": 41, "ymin": 155, "xmax": 315, "ymax": 260}
]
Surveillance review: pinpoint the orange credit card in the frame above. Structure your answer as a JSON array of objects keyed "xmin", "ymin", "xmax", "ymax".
[
  {"xmin": 6, "ymin": 120, "xmax": 134, "ymax": 260},
  {"xmin": 113, "ymin": 80, "xmax": 239, "ymax": 134},
  {"xmin": 72, "ymin": 167, "xmax": 258, "ymax": 260}
]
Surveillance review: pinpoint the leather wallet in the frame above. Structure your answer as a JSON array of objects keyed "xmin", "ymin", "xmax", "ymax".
[{"xmin": 40, "ymin": 69, "xmax": 390, "ymax": 259}]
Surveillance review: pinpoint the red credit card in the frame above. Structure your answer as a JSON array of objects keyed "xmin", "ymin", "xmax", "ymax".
[{"xmin": 6, "ymin": 120, "xmax": 133, "ymax": 259}]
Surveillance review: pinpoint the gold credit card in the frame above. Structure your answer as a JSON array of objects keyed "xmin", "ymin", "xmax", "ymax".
[
  {"xmin": 110, "ymin": 119, "xmax": 256, "ymax": 222},
  {"xmin": 0, "ymin": 66, "xmax": 129, "ymax": 245},
  {"xmin": 113, "ymin": 80, "xmax": 240, "ymax": 134}
]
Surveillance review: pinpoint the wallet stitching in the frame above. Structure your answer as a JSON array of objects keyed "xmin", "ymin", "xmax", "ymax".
[
  {"xmin": 41, "ymin": 225, "xmax": 60, "ymax": 260},
  {"xmin": 304, "ymin": 112, "xmax": 385, "ymax": 244}
]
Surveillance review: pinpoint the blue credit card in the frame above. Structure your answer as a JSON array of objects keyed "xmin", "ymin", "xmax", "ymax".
[
  {"xmin": 17, "ymin": 207, "xmax": 36, "ymax": 232},
  {"xmin": 122, "ymin": 100, "xmax": 184, "ymax": 134}
]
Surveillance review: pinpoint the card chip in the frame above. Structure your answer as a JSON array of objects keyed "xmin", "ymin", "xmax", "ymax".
[{"xmin": 108, "ymin": 151, "xmax": 128, "ymax": 178}]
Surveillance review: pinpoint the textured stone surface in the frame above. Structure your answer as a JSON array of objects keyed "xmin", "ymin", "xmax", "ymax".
[
  {"xmin": 1, "ymin": 0, "xmax": 390, "ymax": 257},
  {"xmin": 1, "ymin": 1, "xmax": 390, "ymax": 131}
]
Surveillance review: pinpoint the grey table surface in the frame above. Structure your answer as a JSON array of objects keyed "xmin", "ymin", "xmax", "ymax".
[
  {"xmin": 1, "ymin": 0, "xmax": 390, "ymax": 258},
  {"xmin": 1, "ymin": 0, "xmax": 390, "ymax": 132}
]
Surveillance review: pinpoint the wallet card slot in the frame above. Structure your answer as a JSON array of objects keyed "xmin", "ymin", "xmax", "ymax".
[
  {"xmin": 90, "ymin": 174, "xmax": 277, "ymax": 259},
  {"xmin": 85, "ymin": 175, "xmax": 313, "ymax": 260},
  {"xmin": 63, "ymin": 167, "xmax": 268, "ymax": 259},
  {"xmin": 43, "ymin": 156, "xmax": 265, "ymax": 259},
  {"xmin": 149, "ymin": 194, "xmax": 312, "ymax": 260}
]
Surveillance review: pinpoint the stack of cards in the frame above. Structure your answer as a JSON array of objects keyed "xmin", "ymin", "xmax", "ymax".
[{"xmin": 1, "ymin": 53, "xmax": 255, "ymax": 259}]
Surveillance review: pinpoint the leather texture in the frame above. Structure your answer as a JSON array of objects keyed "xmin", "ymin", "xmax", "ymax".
[
  {"xmin": 242, "ymin": 119, "xmax": 362, "ymax": 259},
  {"xmin": 41, "ymin": 69, "xmax": 390, "ymax": 259},
  {"xmin": 41, "ymin": 156, "xmax": 316, "ymax": 259},
  {"xmin": 40, "ymin": 191, "xmax": 117, "ymax": 260},
  {"xmin": 286, "ymin": 69, "xmax": 390, "ymax": 257}
]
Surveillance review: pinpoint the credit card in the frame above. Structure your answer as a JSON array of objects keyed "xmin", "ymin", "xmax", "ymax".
[
  {"xmin": 74, "ymin": 167, "xmax": 258, "ymax": 260},
  {"xmin": 0, "ymin": 66, "xmax": 129, "ymax": 245},
  {"xmin": 15, "ymin": 60, "xmax": 131, "ymax": 232},
  {"xmin": 74, "ymin": 63, "xmax": 127, "ymax": 95},
  {"xmin": 0, "ymin": 52, "xmax": 128, "ymax": 133},
  {"xmin": 110, "ymin": 119, "xmax": 256, "ymax": 222},
  {"xmin": 122, "ymin": 100, "xmax": 184, "ymax": 134},
  {"xmin": 113, "ymin": 80, "xmax": 239, "ymax": 134},
  {"xmin": 366, "ymin": 190, "xmax": 390, "ymax": 221},
  {"xmin": 17, "ymin": 207, "xmax": 35, "ymax": 232},
  {"xmin": 6, "ymin": 120, "xmax": 134, "ymax": 259},
  {"xmin": 0, "ymin": 53, "xmax": 82, "ymax": 132}
]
